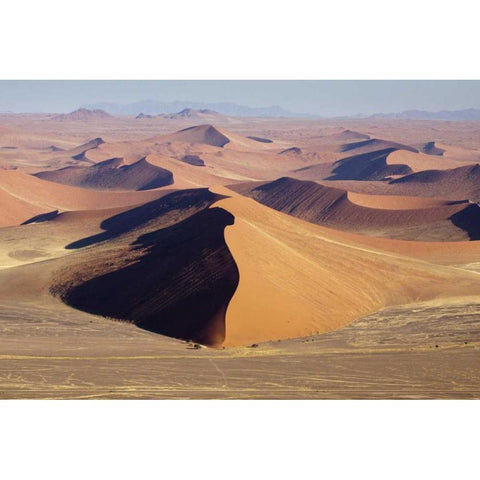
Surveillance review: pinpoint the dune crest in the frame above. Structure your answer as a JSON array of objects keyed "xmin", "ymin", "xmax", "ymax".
[
  {"xmin": 231, "ymin": 177, "xmax": 480, "ymax": 241},
  {"xmin": 209, "ymin": 185, "xmax": 480, "ymax": 347},
  {"xmin": 34, "ymin": 157, "xmax": 174, "ymax": 191}
]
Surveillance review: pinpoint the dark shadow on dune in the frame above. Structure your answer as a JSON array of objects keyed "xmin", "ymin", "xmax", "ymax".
[
  {"xmin": 56, "ymin": 207, "xmax": 239, "ymax": 347},
  {"xmin": 65, "ymin": 188, "xmax": 226, "ymax": 249},
  {"xmin": 35, "ymin": 157, "xmax": 174, "ymax": 191},
  {"xmin": 327, "ymin": 148, "xmax": 413, "ymax": 181},
  {"xmin": 181, "ymin": 155, "xmax": 205, "ymax": 166},
  {"xmin": 22, "ymin": 210, "xmax": 59, "ymax": 225},
  {"xmin": 449, "ymin": 204, "xmax": 480, "ymax": 240},
  {"xmin": 247, "ymin": 136, "xmax": 273, "ymax": 143}
]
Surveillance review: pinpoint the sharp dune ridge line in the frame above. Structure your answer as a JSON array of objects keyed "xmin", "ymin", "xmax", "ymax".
[
  {"xmin": 209, "ymin": 185, "xmax": 480, "ymax": 347},
  {"xmin": 231, "ymin": 177, "xmax": 480, "ymax": 241}
]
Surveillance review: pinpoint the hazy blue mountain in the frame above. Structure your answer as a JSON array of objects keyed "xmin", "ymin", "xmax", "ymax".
[
  {"xmin": 368, "ymin": 108, "xmax": 480, "ymax": 121},
  {"xmin": 82, "ymin": 100, "xmax": 296, "ymax": 117}
]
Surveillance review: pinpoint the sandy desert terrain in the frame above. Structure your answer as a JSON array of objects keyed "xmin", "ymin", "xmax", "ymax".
[{"xmin": 1, "ymin": 109, "xmax": 480, "ymax": 398}]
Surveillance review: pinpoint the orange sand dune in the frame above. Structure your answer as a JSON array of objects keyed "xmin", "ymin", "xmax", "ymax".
[
  {"xmin": 386, "ymin": 149, "xmax": 473, "ymax": 172},
  {"xmin": 327, "ymin": 129, "xmax": 370, "ymax": 141},
  {"xmin": 347, "ymin": 190, "xmax": 454, "ymax": 210},
  {"xmin": 210, "ymin": 186, "xmax": 480, "ymax": 347},
  {"xmin": 419, "ymin": 141, "xmax": 445, "ymax": 156},
  {"xmin": 436, "ymin": 143, "xmax": 480, "ymax": 162},
  {"xmin": 0, "ymin": 169, "xmax": 170, "ymax": 226},
  {"xmin": 340, "ymin": 138, "xmax": 417, "ymax": 154},
  {"xmin": 231, "ymin": 177, "xmax": 480, "ymax": 241},
  {"xmin": 145, "ymin": 153, "xmax": 238, "ymax": 188},
  {"xmin": 157, "ymin": 124, "xmax": 282, "ymax": 152},
  {"xmin": 0, "ymin": 188, "xmax": 45, "ymax": 228},
  {"xmin": 0, "ymin": 206, "xmax": 131, "ymax": 268},
  {"xmin": 389, "ymin": 164, "xmax": 480, "ymax": 202},
  {"xmin": 34, "ymin": 157, "xmax": 174, "ymax": 191}
]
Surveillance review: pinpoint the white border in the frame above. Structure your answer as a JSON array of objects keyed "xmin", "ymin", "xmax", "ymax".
[{"xmin": 1, "ymin": 1, "xmax": 479, "ymax": 479}]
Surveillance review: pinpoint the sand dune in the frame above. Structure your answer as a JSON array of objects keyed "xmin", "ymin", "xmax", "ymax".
[
  {"xmin": 180, "ymin": 154, "xmax": 205, "ymax": 166},
  {"xmin": 161, "ymin": 124, "xmax": 278, "ymax": 152},
  {"xmin": 231, "ymin": 177, "xmax": 480, "ymax": 241},
  {"xmin": 48, "ymin": 189, "xmax": 238, "ymax": 347},
  {"xmin": 0, "ymin": 187, "xmax": 46, "ymax": 228},
  {"xmin": 340, "ymin": 138, "xmax": 418, "ymax": 154},
  {"xmin": 390, "ymin": 163, "xmax": 480, "ymax": 201},
  {"xmin": 34, "ymin": 157, "xmax": 174, "ymax": 191},
  {"xmin": 279, "ymin": 147, "xmax": 302, "ymax": 155},
  {"xmin": 420, "ymin": 141, "xmax": 445, "ymax": 156},
  {"xmin": 10, "ymin": 183, "xmax": 480, "ymax": 350},
  {"xmin": 210, "ymin": 186, "xmax": 480, "ymax": 346},
  {"xmin": 293, "ymin": 139, "xmax": 427, "ymax": 182},
  {"xmin": 436, "ymin": 143, "xmax": 480, "ymax": 162},
  {"xmin": 327, "ymin": 148, "xmax": 413, "ymax": 181},
  {"xmin": 0, "ymin": 169, "xmax": 170, "ymax": 226},
  {"xmin": 385, "ymin": 149, "xmax": 472, "ymax": 173},
  {"xmin": 327, "ymin": 129, "xmax": 370, "ymax": 141},
  {"xmin": 168, "ymin": 125, "xmax": 231, "ymax": 147}
]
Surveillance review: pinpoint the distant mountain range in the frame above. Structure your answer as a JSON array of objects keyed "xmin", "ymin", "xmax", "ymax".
[
  {"xmin": 367, "ymin": 108, "xmax": 480, "ymax": 121},
  {"xmin": 82, "ymin": 100, "xmax": 296, "ymax": 117}
]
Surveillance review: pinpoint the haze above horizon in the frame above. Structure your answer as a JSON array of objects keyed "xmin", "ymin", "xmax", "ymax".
[{"xmin": 1, "ymin": 80, "xmax": 480, "ymax": 116}]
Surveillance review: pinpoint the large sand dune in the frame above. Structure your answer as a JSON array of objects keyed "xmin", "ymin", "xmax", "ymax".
[
  {"xmin": 210, "ymin": 186, "xmax": 480, "ymax": 346},
  {"xmin": 34, "ymin": 157, "xmax": 174, "ymax": 191},
  {"xmin": 390, "ymin": 163, "xmax": 480, "ymax": 201},
  {"xmin": 231, "ymin": 177, "xmax": 480, "ymax": 241},
  {"xmin": 0, "ymin": 168, "xmax": 170, "ymax": 226}
]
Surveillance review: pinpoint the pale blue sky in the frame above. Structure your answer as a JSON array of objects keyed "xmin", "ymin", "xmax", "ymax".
[{"xmin": 1, "ymin": 80, "xmax": 480, "ymax": 116}]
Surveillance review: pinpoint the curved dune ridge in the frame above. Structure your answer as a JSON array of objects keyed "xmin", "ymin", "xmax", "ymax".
[
  {"xmin": 0, "ymin": 168, "xmax": 170, "ymax": 226},
  {"xmin": 385, "ymin": 149, "xmax": 473, "ymax": 173},
  {"xmin": 170, "ymin": 125, "xmax": 231, "ymax": 147},
  {"xmin": 69, "ymin": 137, "xmax": 105, "ymax": 159},
  {"xmin": 326, "ymin": 129, "xmax": 371, "ymax": 142},
  {"xmin": 0, "ymin": 187, "xmax": 46, "ymax": 228},
  {"xmin": 50, "ymin": 189, "xmax": 239, "ymax": 347},
  {"xmin": 327, "ymin": 148, "xmax": 413, "ymax": 181},
  {"xmin": 421, "ymin": 141, "xmax": 445, "ymax": 156},
  {"xmin": 346, "ymin": 191, "xmax": 455, "ymax": 210},
  {"xmin": 180, "ymin": 155, "xmax": 205, "ymax": 166},
  {"xmin": 247, "ymin": 136, "xmax": 273, "ymax": 143},
  {"xmin": 161, "ymin": 125, "xmax": 279, "ymax": 151},
  {"xmin": 209, "ymin": 185, "xmax": 480, "ymax": 347},
  {"xmin": 293, "ymin": 140, "xmax": 426, "ymax": 182},
  {"xmin": 231, "ymin": 177, "xmax": 480, "ymax": 241},
  {"xmin": 389, "ymin": 164, "xmax": 480, "ymax": 202},
  {"xmin": 340, "ymin": 138, "xmax": 417, "ymax": 154},
  {"xmin": 29, "ymin": 183, "xmax": 480, "ymax": 349},
  {"xmin": 34, "ymin": 157, "xmax": 174, "ymax": 191},
  {"xmin": 279, "ymin": 147, "xmax": 302, "ymax": 155}
]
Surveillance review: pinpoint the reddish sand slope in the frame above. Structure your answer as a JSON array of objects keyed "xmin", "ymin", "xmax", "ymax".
[
  {"xmin": 34, "ymin": 157, "xmax": 174, "ymax": 191},
  {"xmin": 386, "ymin": 149, "xmax": 473, "ymax": 172},
  {"xmin": 390, "ymin": 164, "xmax": 480, "ymax": 201},
  {"xmin": 0, "ymin": 188, "xmax": 45, "ymax": 228},
  {"xmin": 210, "ymin": 186, "xmax": 480, "ymax": 347},
  {"xmin": 340, "ymin": 138, "xmax": 417, "ymax": 154},
  {"xmin": 232, "ymin": 177, "xmax": 480, "ymax": 241},
  {"xmin": 0, "ymin": 169, "xmax": 170, "ymax": 226}
]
